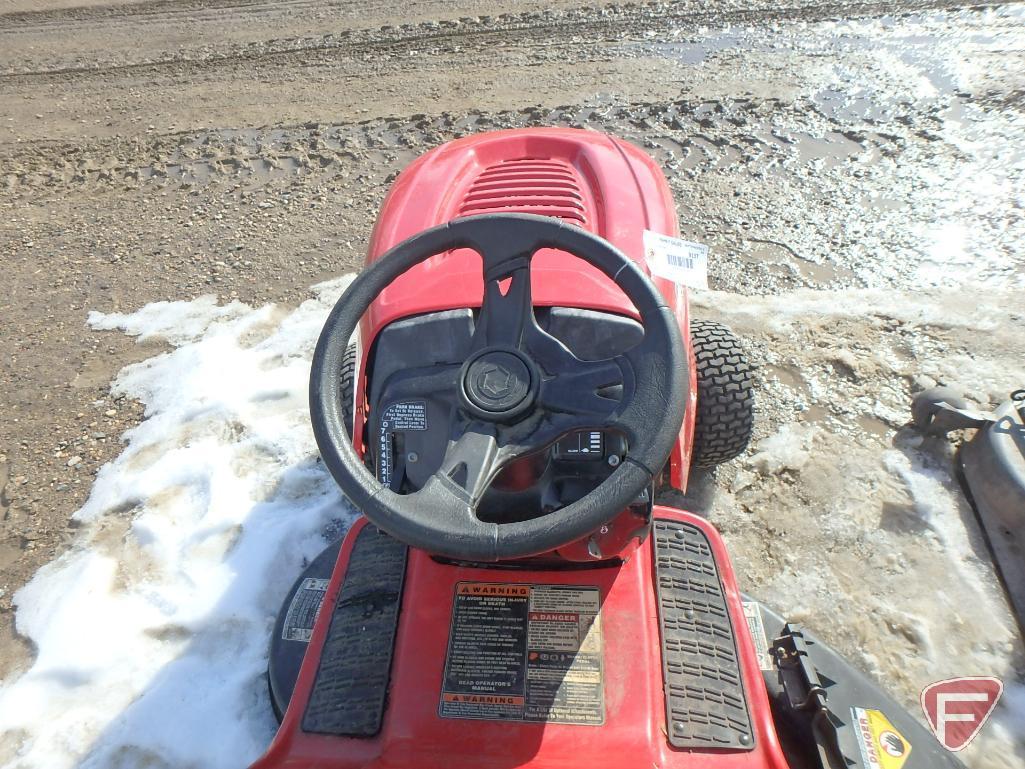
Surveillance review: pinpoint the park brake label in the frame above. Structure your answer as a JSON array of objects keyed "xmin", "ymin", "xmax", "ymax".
[
  {"xmin": 377, "ymin": 400, "xmax": 428, "ymax": 487},
  {"xmin": 440, "ymin": 583, "xmax": 604, "ymax": 725},
  {"xmin": 643, "ymin": 229, "xmax": 709, "ymax": 289}
]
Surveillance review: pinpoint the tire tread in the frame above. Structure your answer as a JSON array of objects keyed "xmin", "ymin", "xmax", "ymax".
[
  {"xmin": 340, "ymin": 341, "xmax": 357, "ymax": 438},
  {"xmin": 690, "ymin": 320, "xmax": 754, "ymax": 468}
]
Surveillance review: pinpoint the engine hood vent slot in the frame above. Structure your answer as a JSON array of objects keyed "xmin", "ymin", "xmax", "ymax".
[{"xmin": 459, "ymin": 158, "xmax": 588, "ymax": 226}]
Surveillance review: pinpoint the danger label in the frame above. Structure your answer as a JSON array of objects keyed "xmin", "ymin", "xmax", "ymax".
[
  {"xmin": 440, "ymin": 582, "xmax": 604, "ymax": 725},
  {"xmin": 853, "ymin": 707, "xmax": 912, "ymax": 769}
]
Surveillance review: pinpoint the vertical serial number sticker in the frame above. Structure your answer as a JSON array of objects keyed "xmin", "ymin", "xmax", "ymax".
[
  {"xmin": 281, "ymin": 577, "xmax": 329, "ymax": 642},
  {"xmin": 440, "ymin": 583, "xmax": 604, "ymax": 725},
  {"xmin": 643, "ymin": 229, "xmax": 709, "ymax": 289},
  {"xmin": 742, "ymin": 601, "xmax": 773, "ymax": 672}
]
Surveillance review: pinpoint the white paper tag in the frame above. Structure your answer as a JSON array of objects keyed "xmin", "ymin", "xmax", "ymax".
[{"xmin": 643, "ymin": 230, "xmax": 709, "ymax": 289}]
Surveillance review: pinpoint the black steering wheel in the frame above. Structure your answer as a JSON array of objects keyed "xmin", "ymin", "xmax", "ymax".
[{"xmin": 311, "ymin": 214, "xmax": 686, "ymax": 561}]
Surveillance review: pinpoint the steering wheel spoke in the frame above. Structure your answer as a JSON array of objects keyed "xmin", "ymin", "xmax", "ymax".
[
  {"xmin": 378, "ymin": 364, "xmax": 461, "ymax": 400},
  {"xmin": 472, "ymin": 259, "xmax": 535, "ymax": 350},
  {"xmin": 429, "ymin": 421, "xmax": 515, "ymax": 510},
  {"xmin": 540, "ymin": 355, "xmax": 628, "ymax": 414}
]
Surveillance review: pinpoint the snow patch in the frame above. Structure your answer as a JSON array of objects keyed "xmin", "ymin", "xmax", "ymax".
[
  {"xmin": 882, "ymin": 446, "xmax": 1012, "ymax": 634},
  {"xmin": 987, "ymin": 683, "xmax": 1025, "ymax": 768},
  {"xmin": 747, "ymin": 423, "xmax": 819, "ymax": 475},
  {"xmin": 0, "ymin": 278, "xmax": 357, "ymax": 769},
  {"xmin": 694, "ymin": 285, "xmax": 1017, "ymax": 335},
  {"xmin": 87, "ymin": 295, "xmax": 252, "ymax": 346}
]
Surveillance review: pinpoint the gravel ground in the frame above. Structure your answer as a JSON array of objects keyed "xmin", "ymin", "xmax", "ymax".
[{"xmin": 1, "ymin": 0, "xmax": 1024, "ymax": 765}]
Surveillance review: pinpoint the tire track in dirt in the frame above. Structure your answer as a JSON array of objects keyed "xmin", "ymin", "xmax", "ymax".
[
  {"xmin": 0, "ymin": 0, "xmax": 1016, "ymax": 80},
  {"xmin": 0, "ymin": 0, "xmax": 352, "ymax": 27},
  {"xmin": 0, "ymin": 0, "xmax": 498, "ymax": 35},
  {"xmin": 4, "ymin": 84, "xmax": 984, "ymax": 297},
  {"xmin": 0, "ymin": 96, "xmax": 902, "ymax": 194}
]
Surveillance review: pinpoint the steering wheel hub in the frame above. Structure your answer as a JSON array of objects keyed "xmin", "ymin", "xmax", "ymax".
[{"xmin": 462, "ymin": 349, "xmax": 535, "ymax": 419}]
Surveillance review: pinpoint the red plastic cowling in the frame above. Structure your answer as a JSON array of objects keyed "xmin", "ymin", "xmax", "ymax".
[
  {"xmin": 351, "ymin": 128, "xmax": 697, "ymax": 492},
  {"xmin": 250, "ymin": 507, "xmax": 793, "ymax": 769}
]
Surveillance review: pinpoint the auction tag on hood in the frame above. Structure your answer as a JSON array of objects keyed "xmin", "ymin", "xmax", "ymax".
[{"xmin": 643, "ymin": 230, "xmax": 709, "ymax": 289}]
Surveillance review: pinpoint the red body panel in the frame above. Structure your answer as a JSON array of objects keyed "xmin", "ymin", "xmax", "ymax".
[
  {"xmin": 351, "ymin": 128, "xmax": 697, "ymax": 491},
  {"xmin": 252, "ymin": 509, "xmax": 791, "ymax": 769}
]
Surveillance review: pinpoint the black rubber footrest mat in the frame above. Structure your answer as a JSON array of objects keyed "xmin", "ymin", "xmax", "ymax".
[
  {"xmin": 653, "ymin": 519, "xmax": 754, "ymax": 750},
  {"xmin": 302, "ymin": 525, "xmax": 407, "ymax": 737}
]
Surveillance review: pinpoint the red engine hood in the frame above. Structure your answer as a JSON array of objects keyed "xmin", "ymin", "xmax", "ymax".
[{"xmin": 362, "ymin": 127, "xmax": 681, "ymax": 331}]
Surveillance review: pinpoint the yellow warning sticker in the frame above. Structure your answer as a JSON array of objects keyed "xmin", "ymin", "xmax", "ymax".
[{"xmin": 852, "ymin": 707, "xmax": 912, "ymax": 769}]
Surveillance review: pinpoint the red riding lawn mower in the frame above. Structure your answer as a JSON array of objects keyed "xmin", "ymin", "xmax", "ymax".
[{"xmin": 251, "ymin": 129, "xmax": 964, "ymax": 769}]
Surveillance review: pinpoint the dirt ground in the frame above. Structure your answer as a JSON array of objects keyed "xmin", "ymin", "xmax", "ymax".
[{"xmin": 2, "ymin": 0, "xmax": 1025, "ymax": 763}]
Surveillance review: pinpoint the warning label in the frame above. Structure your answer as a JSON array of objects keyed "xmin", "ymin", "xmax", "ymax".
[
  {"xmin": 440, "ymin": 582, "xmax": 604, "ymax": 725},
  {"xmin": 281, "ymin": 577, "xmax": 329, "ymax": 642}
]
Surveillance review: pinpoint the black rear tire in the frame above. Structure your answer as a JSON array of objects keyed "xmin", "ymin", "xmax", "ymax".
[
  {"xmin": 340, "ymin": 341, "xmax": 358, "ymax": 438},
  {"xmin": 690, "ymin": 320, "xmax": 754, "ymax": 468}
]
